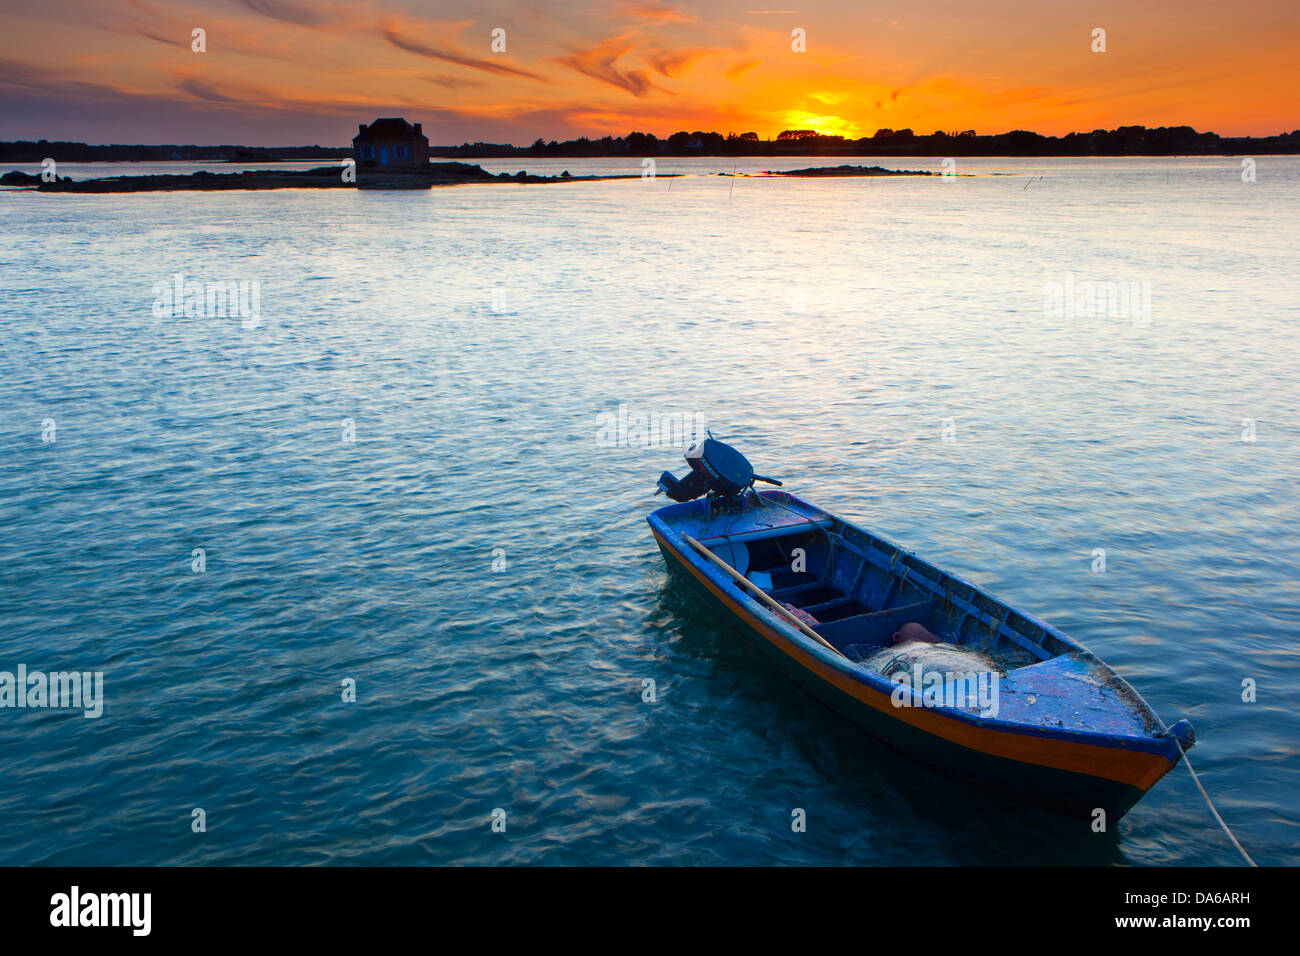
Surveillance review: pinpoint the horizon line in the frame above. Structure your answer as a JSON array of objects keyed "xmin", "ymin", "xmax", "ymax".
[{"xmin": 4, "ymin": 122, "xmax": 1298, "ymax": 152}]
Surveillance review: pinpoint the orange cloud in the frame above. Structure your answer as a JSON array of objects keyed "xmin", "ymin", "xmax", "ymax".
[
  {"xmin": 614, "ymin": 2, "xmax": 698, "ymax": 23},
  {"xmin": 380, "ymin": 19, "xmax": 550, "ymax": 82},
  {"xmin": 647, "ymin": 46, "xmax": 728, "ymax": 77},
  {"xmin": 724, "ymin": 57, "xmax": 761, "ymax": 79},
  {"xmin": 233, "ymin": 0, "xmax": 337, "ymax": 27},
  {"xmin": 554, "ymin": 37, "xmax": 665, "ymax": 96}
]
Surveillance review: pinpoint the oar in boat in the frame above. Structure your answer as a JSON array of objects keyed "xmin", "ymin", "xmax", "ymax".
[{"xmin": 681, "ymin": 534, "xmax": 847, "ymax": 659}]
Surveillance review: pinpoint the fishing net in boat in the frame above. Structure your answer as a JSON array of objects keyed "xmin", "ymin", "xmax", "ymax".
[{"xmin": 852, "ymin": 641, "xmax": 1004, "ymax": 680}]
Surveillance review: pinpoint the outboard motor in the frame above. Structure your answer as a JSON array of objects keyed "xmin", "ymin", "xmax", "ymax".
[{"xmin": 655, "ymin": 436, "xmax": 782, "ymax": 503}]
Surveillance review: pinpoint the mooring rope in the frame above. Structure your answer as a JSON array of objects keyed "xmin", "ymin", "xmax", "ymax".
[{"xmin": 1172, "ymin": 737, "xmax": 1256, "ymax": 867}]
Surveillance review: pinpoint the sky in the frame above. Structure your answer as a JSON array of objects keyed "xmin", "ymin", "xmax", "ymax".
[{"xmin": 0, "ymin": 0, "xmax": 1295, "ymax": 146}]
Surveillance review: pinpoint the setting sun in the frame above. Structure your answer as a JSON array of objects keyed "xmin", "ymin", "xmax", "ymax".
[{"xmin": 779, "ymin": 110, "xmax": 862, "ymax": 138}]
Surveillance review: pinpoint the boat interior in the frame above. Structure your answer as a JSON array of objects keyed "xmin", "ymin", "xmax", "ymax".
[
  {"xmin": 659, "ymin": 492, "xmax": 1163, "ymax": 736},
  {"xmin": 694, "ymin": 503, "xmax": 1070, "ymax": 669}
]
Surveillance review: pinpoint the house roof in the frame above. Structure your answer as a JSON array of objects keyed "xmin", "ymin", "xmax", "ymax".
[{"xmin": 354, "ymin": 118, "xmax": 428, "ymax": 143}]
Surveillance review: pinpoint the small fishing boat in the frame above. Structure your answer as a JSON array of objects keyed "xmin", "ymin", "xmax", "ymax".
[{"xmin": 648, "ymin": 438, "xmax": 1195, "ymax": 820}]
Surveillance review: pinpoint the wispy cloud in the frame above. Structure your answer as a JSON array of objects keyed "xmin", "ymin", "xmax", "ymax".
[
  {"xmin": 176, "ymin": 77, "xmax": 246, "ymax": 104},
  {"xmin": 132, "ymin": 27, "xmax": 186, "ymax": 48},
  {"xmin": 380, "ymin": 20, "xmax": 550, "ymax": 82},
  {"xmin": 647, "ymin": 46, "xmax": 726, "ymax": 77},
  {"xmin": 233, "ymin": 0, "xmax": 338, "ymax": 28},
  {"xmin": 554, "ymin": 37, "xmax": 663, "ymax": 96},
  {"xmin": 96, "ymin": 0, "xmax": 332, "ymax": 68},
  {"xmin": 614, "ymin": 2, "xmax": 697, "ymax": 23},
  {"xmin": 724, "ymin": 57, "xmax": 760, "ymax": 79},
  {"xmin": 426, "ymin": 73, "xmax": 485, "ymax": 91}
]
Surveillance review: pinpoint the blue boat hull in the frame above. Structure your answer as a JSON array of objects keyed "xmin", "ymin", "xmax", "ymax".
[{"xmin": 649, "ymin": 491, "xmax": 1185, "ymax": 821}]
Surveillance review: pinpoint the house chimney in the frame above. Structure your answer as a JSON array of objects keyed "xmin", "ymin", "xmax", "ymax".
[
  {"xmin": 413, "ymin": 123, "xmax": 422, "ymax": 137},
  {"xmin": 358, "ymin": 123, "xmax": 366, "ymax": 134}
]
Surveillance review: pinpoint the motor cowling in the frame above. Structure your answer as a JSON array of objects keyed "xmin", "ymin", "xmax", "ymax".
[{"xmin": 655, "ymin": 438, "xmax": 781, "ymax": 502}]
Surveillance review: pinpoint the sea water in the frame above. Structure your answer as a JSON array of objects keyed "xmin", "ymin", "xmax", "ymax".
[{"xmin": 0, "ymin": 155, "xmax": 1296, "ymax": 864}]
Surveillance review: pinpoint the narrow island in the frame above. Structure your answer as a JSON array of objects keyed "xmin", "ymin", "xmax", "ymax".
[
  {"xmin": 761, "ymin": 164, "xmax": 933, "ymax": 177},
  {"xmin": 0, "ymin": 161, "xmax": 937, "ymax": 194},
  {"xmin": 0, "ymin": 162, "xmax": 661, "ymax": 193}
]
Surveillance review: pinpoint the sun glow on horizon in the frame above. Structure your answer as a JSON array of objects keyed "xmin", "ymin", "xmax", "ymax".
[{"xmin": 778, "ymin": 110, "xmax": 862, "ymax": 138}]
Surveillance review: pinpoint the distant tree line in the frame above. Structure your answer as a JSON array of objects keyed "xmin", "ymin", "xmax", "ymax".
[
  {"xmin": 3, "ymin": 125, "xmax": 1297, "ymax": 163},
  {"xmin": 0, "ymin": 142, "xmax": 351, "ymax": 163},
  {"xmin": 435, "ymin": 125, "xmax": 1300, "ymax": 158}
]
